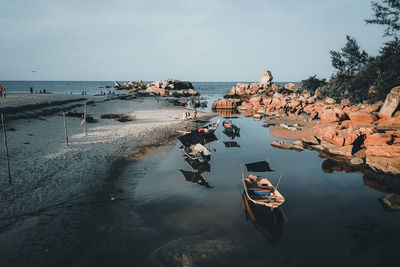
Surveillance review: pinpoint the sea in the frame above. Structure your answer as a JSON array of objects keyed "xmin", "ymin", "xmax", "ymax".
[{"xmin": 0, "ymin": 80, "xmax": 293, "ymax": 96}]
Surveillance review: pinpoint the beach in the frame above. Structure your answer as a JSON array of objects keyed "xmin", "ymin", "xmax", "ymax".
[{"xmin": 0, "ymin": 94, "xmax": 215, "ymax": 266}]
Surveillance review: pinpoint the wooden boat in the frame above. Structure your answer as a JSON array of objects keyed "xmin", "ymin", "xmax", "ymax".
[
  {"xmin": 183, "ymin": 144, "xmax": 211, "ymax": 163},
  {"xmin": 196, "ymin": 119, "xmax": 220, "ymax": 134},
  {"xmin": 241, "ymin": 161, "xmax": 285, "ymax": 209},
  {"xmin": 222, "ymin": 120, "xmax": 240, "ymax": 137},
  {"xmin": 242, "ymin": 193, "xmax": 284, "ymax": 245}
]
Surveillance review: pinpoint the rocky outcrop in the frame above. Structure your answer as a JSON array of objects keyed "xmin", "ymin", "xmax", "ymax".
[
  {"xmin": 114, "ymin": 81, "xmax": 121, "ymax": 88},
  {"xmin": 212, "ymin": 99, "xmax": 241, "ymax": 109},
  {"xmin": 260, "ymin": 70, "xmax": 273, "ymax": 86},
  {"xmin": 378, "ymin": 86, "xmax": 400, "ymax": 118}
]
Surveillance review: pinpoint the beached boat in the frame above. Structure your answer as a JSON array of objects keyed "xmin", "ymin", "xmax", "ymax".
[
  {"xmin": 241, "ymin": 161, "xmax": 285, "ymax": 209},
  {"xmin": 197, "ymin": 119, "xmax": 220, "ymax": 134},
  {"xmin": 178, "ymin": 132, "xmax": 214, "ymax": 162},
  {"xmin": 183, "ymin": 144, "xmax": 211, "ymax": 162}
]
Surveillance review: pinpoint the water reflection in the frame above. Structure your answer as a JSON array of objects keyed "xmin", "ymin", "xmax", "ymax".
[
  {"xmin": 178, "ymin": 169, "xmax": 212, "ymax": 188},
  {"xmin": 242, "ymin": 193, "xmax": 285, "ymax": 245}
]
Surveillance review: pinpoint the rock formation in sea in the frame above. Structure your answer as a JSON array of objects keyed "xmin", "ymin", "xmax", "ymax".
[{"xmin": 114, "ymin": 78, "xmax": 197, "ymax": 97}]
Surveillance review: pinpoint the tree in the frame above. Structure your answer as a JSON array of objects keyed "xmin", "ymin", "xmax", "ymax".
[
  {"xmin": 300, "ymin": 75, "xmax": 327, "ymax": 92},
  {"xmin": 329, "ymin": 35, "xmax": 369, "ymax": 77},
  {"xmin": 366, "ymin": 0, "xmax": 400, "ymax": 37}
]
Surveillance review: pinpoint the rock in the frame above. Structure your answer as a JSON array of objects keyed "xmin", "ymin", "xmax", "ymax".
[
  {"xmin": 271, "ymin": 140, "xmax": 304, "ymax": 151},
  {"xmin": 375, "ymin": 116, "xmax": 400, "ymax": 126},
  {"xmin": 364, "ymin": 133, "xmax": 393, "ymax": 147},
  {"xmin": 340, "ymin": 99, "xmax": 351, "ymax": 106},
  {"xmin": 314, "ymin": 88, "xmax": 323, "ymax": 99},
  {"xmin": 378, "ymin": 86, "xmax": 400, "ymax": 118},
  {"xmin": 366, "ymin": 156, "xmax": 400, "ymax": 175},
  {"xmin": 314, "ymin": 124, "xmax": 362, "ymax": 146},
  {"xmin": 324, "ymin": 97, "xmax": 336, "ymax": 105},
  {"xmin": 348, "ymin": 112, "xmax": 378, "ymax": 125},
  {"xmin": 381, "ymin": 193, "xmax": 400, "ymax": 211},
  {"xmin": 114, "ymin": 81, "xmax": 121, "ymax": 88},
  {"xmin": 260, "ymin": 70, "xmax": 273, "ymax": 85},
  {"xmin": 151, "ymin": 236, "xmax": 235, "ymax": 267},
  {"xmin": 279, "ymin": 123, "xmax": 298, "ymax": 131},
  {"xmin": 362, "ymin": 102, "xmax": 382, "ymax": 113},
  {"xmin": 212, "ymin": 99, "xmax": 241, "ymax": 109},
  {"xmin": 250, "ymin": 83, "xmax": 260, "ymax": 90},
  {"xmin": 350, "ymin": 157, "xmax": 364, "ymax": 165},
  {"xmin": 284, "ymin": 83, "xmax": 298, "ymax": 91},
  {"xmin": 188, "ymin": 89, "xmax": 198, "ymax": 95},
  {"xmin": 322, "ymin": 144, "xmax": 353, "ymax": 157},
  {"xmin": 237, "ymin": 101, "xmax": 253, "ymax": 110},
  {"xmin": 320, "ymin": 108, "xmax": 347, "ymax": 123},
  {"xmin": 365, "ymin": 145, "xmax": 400, "ymax": 158}
]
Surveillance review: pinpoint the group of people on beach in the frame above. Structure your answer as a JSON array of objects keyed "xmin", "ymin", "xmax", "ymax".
[{"xmin": 0, "ymin": 84, "xmax": 6, "ymax": 98}]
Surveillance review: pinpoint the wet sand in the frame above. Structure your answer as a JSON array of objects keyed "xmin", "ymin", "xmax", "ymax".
[{"xmin": 0, "ymin": 94, "xmax": 214, "ymax": 266}]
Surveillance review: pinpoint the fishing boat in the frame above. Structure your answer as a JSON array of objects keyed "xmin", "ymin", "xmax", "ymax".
[
  {"xmin": 241, "ymin": 161, "xmax": 285, "ymax": 209},
  {"xmin": 196, "ymin": 119, "xmax": 220, "ymax": 134},
  {"xmin": 183, "ymin": 144, "xmax": 211, "ymax": 162},
  {"xmin": 242, "ymin": 193, "xmax": 284, "ymax": 245},
  {"xmin": 178, "ymin": 132, "xmax": 215, "ymax": 162},
  {"xmin": 222, "ymin": 120, "xmax": 240, "ymax": 137}
]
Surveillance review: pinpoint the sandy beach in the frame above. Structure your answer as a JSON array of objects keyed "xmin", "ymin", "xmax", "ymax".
[{"xmin": 0, "ymin": 94, "xmax": 215, "ymax": 266}]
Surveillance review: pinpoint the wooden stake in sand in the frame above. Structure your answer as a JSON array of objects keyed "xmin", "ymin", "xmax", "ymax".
[
  {"xmin": 84, "ymin": 101, "xmax": 87, "ymax": 136},
  {"xmin": 1, "ymin": 113, "xmax": 12, "ymax": 185},
  {"xmin": 63, "ymin": 112, "xmax": 69, "ymax": 146}
]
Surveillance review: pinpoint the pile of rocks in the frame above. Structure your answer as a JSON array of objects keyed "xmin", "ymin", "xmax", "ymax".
[
  {"xmin": 114, "ymin": 78, "xmax": 198, "ymax": 97},
  {"xmin": 213, "ymin": 71, "xmax": 400, "ymax": 175}
]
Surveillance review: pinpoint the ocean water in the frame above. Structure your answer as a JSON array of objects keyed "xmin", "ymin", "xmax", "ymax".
[{"xmin": 0, "ymin": 81, "xmax": 294, "ymax": 96}]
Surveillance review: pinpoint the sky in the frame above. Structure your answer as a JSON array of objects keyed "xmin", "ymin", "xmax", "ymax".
[{"xmin": 0, "ymin": 0, "xmax": 389, "ymax": 82}]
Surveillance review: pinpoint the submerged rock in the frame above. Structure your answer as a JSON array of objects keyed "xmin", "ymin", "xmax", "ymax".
[
  {"xmin": 150, "ymin": 236, "xmax": 235, "ymax": 267},
  {"xmin": 381, "ymin": 193, "xmax": 400, "ymax": 211},
  {"xmin": 271, "ymin": 140, "xmax": 304, "ymax": 151}
]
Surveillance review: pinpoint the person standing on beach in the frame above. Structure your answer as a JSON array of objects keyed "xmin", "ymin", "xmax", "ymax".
[
  {"xmin": 30, "ymin": 87, "xmax": 33, "ymax": 93},
  {"xmin": 3, "ymin": 87, "xmax": 6, "ymax": 98},
  {"xmin": 0, "ymin": 84, "xmax": 3, "ymax": 97}
]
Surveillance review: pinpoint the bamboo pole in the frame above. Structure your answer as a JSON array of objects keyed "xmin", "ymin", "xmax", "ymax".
[
  {"xmin": 1, "ymin": 113, "xmax": 12, "ymax": 185},
  {"xmin": 84, "ymin": 101, "xmax": 87, "ymax": 136},
  {"xmin": 63, "ymin": 112, "xmax": 69, "ymax": 146}
]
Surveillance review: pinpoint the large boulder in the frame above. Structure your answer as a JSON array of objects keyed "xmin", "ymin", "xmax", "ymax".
[
  {"xmin": 260, "ymin": 70, "xmax": 273, "ymax": 85},
  {"xmin": 324, "ymin": 97, "xmax": 336, "ymax": 105},
  {"xmin": 348, "ymin": 112, "xmax": 378, "ymax": 125},
  {"xmin": 320, "ymin": 108, "xmax": 347, "ymax": 123},
  {"xmin": 284, "ymin": 83, "xmax": 298, "ymax": 91},
  {"xmin": 378, "ymin": 86, "xmax": 400, "ymax": 118},
  {"xmin": 212, "ymin": 99, "xmax": 241, "ymax": 109}
]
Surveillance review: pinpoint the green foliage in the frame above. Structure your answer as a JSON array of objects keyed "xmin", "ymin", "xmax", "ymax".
[
  {"xmin": 323, "ymin": 38, "xmax": 400, "ymax": 103},
  {"xmin": 300, "ymin": 75, "xmax": 327, "ymax": 92},
  {"xmin": 329, "ymin": 35, "xmax": 369, "ymax": 77},
  {"xmin": 366, "ymin": 0, "xmax": 400, "ymax": 37}
]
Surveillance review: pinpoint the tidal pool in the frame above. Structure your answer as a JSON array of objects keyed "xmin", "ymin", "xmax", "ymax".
[{"xmin": 117, "ymin": 115, "xmax": 400, "ymax": 267}]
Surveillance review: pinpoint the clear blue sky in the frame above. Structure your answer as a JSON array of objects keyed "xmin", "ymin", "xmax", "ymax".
[{"xmin": 0, "ymin": 0, "xmax": 388, "ymax": 81}]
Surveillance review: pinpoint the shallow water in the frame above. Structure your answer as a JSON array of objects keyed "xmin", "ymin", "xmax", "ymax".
[{"xmin": 116, "ymin": 115, "xmax": 400, "ymax": 267}]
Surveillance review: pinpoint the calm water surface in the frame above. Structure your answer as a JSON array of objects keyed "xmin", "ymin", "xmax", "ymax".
[{"xmin": 115, "ymin": 116, "xmax": 400, "ymax": 267}]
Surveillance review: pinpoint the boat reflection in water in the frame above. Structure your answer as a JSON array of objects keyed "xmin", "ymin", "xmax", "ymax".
[
  {"xmin": 242, "ymin": 193, "xmax": 285, "ymax": 245},
  {"xmin": 179, "ymin": 168, "xmax": 212, "ymax": 188}
]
